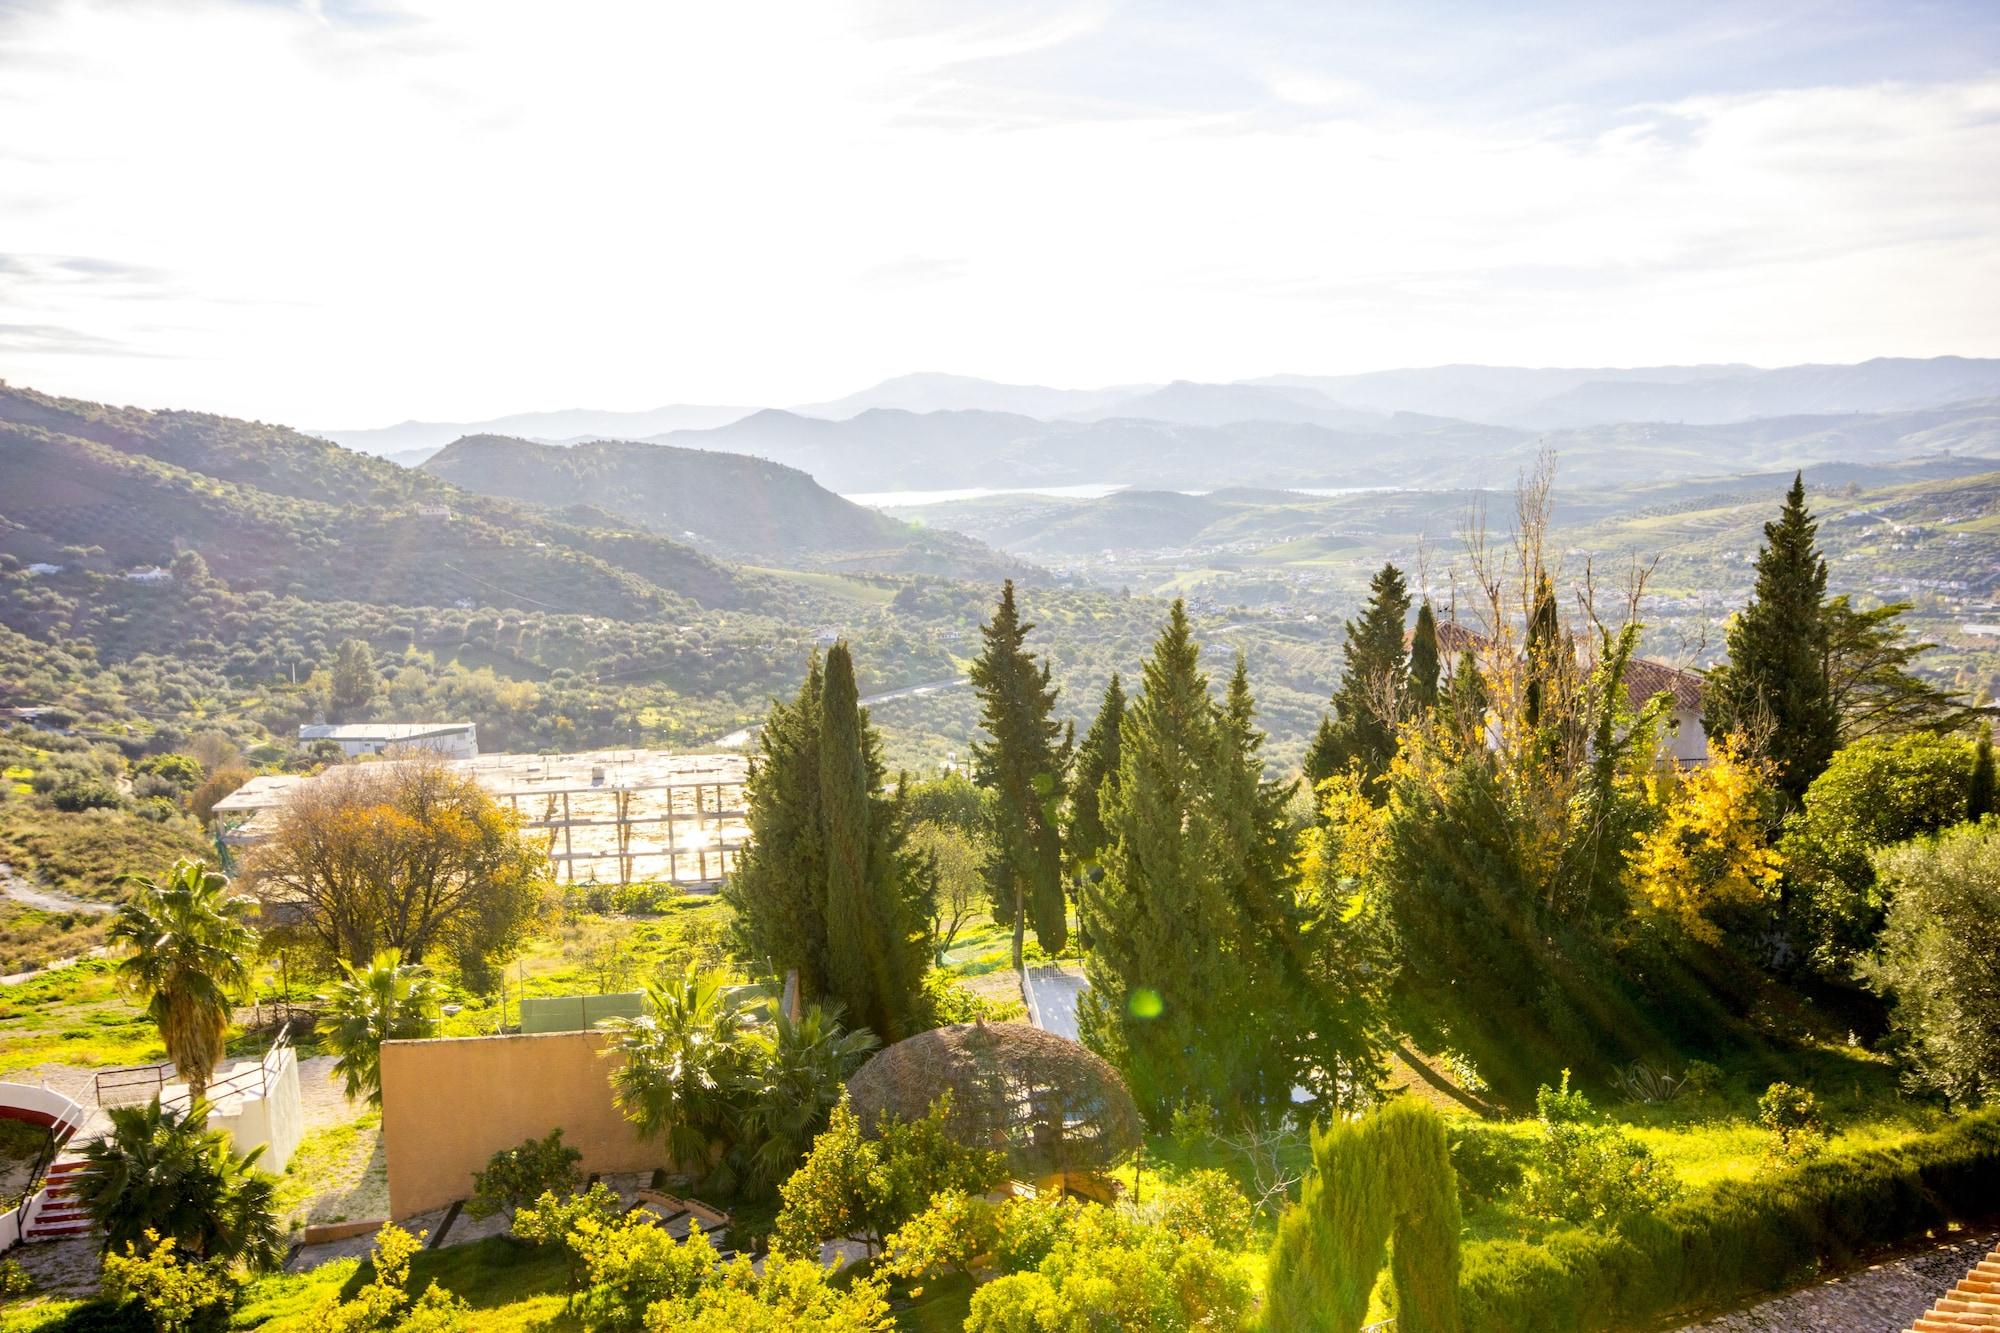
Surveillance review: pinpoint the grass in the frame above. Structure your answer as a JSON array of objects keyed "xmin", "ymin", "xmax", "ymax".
[
  {"xmin": 0, "ymin": 960, "xmax": 164, "ymax": 1074},
  {"xmin": 271, "ymin": 1112, "xmax": 386, "ymax": 1232}
]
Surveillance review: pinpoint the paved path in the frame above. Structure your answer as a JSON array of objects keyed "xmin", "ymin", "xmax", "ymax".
[
  {"xmin": 1677, "ymin": 1230, "xmax": 2000, "ymax": 1333},
  {"xmin": 1024, "ymin": 963, "xmax": 1085, "ymax": 1041}
]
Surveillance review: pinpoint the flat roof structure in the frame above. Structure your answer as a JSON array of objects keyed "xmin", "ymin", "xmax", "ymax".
[
  {"xmin": 299, "ymin": 723, "xmax": 474, "ymax": 743},
  {"xmin": 213, "ymin": 749, "xmax": 749, "ymax": 886}
]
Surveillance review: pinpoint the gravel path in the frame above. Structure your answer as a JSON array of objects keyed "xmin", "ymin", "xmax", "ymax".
[
  {"xmin": 1677, "ymin": 1229, "xmax": 2000, "ymax": 1332},
  {"xmin": 0, "ymin": 860, "xmax": 112, "ymax": 916}
]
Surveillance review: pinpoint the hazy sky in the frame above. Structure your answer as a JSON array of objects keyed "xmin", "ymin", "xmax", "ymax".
[{"xmin": 3, "ymin": 0, "xmax": 1998, "ymax": 426}]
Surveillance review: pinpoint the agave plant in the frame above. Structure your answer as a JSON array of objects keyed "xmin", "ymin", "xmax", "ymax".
[
  {"xmin": 318, "ymin": 949, "xmax": 441, "ymax": 1106},
  {"xmin": 1612, "ymin": 1060, "xmax": 1687, "ymax": 1105},
  {"xmin": 108, "ymin": 859, "xmax": 258, "ymax": 1101},
  {"xmin": 73, "ymin": 1098, "xmax": 282, "ymax": 1268}
]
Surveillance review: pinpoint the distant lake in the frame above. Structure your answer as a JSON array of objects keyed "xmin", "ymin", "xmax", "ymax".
[
  {"xmin": 847, "ymin": 482, "xmax": 1399, "ymax": 507},
  {"xmin": 845, "ymin": 483, "xmax": 1130, "ymax": 507}
]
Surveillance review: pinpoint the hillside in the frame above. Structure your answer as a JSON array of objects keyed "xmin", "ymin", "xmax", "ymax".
[
  {"xmin": 421, "ymin": 434, "xmax": 1020, "ymax": 579},
  {"xmin": 0, "ymin": 383, "xmax": 748, "ymax": 613}
]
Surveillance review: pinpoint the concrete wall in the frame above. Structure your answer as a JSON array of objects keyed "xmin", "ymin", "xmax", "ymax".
[
  {"xmin": 379, "ymin": 1030, "xmax": 661, "ymax": 1219},
  {"xmin": 212, "ymin": 1047, "xmax": 303, "ymax": 1174}
]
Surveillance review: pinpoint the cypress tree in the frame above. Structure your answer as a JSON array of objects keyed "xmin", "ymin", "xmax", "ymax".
[
  {"xmin": 1523, "ymin": 570, "xmax": 1562, "ymax": 729},
  {"xmin": 1080, "ymin": 602, "xmax": 1215, "ymax": 1116},
  {"xmin": 1971, "ymin": 734, "xmax": 1996, "ymax": 821},
  {"xmin": 724, "ymin": 656, "xmax": 828, "ymax": 997},
  {"xmin": 969, "ymin": 581, "xmax": 1070, "ymax": 967},
  {"xmin": 1441, "ymin": 650, "xmax": 1488, "ymax": 743},
  {"xmin": 1307, "ymin": 563, "xmax": 1412, "ymax": 787},
  {"xmin": 1408, "ymin": 599, "xmax": 1441, "ymax": 714},
  {"xmin": 817, "ymin": 643, "xmax": 926, "ymax": 1042},
  {"xmin": 1066, "ymin": 673, "xmax": 1125, "ymax": 873},
  {"xmin": 1703, "ymin": 473, "xmax": 1838, "ymax": 800}
]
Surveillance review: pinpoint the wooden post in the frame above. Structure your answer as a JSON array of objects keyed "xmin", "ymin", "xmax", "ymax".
[{"xmin": 561, "ymin": 791, "xmax": 575, "ymax": 886}]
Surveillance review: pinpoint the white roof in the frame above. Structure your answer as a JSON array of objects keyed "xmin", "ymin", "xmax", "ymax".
[{"xmin": 298, "ymin": 723, "xmax": 474, "ymax": 742}]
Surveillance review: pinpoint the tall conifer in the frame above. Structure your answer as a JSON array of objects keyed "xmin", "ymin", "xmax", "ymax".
[
  {"xmin": 1066, "ymin": 673, "xmax": 1125, "ymax": 873},
  {"xmin": 1408, "ymin": 600, "xmax": 1441, "ymax": 713},
  {"xmin": 1703, "ymin": 473, "xmax": 1838, "ymax": 799},
  {"xmin": 817, "ymin": 644, "xmax": 927, "ymax": 1041},
  {"xmin": 724, "ymin": 656, "xmax": 828, "ymax": 997},
  {"xmin": 969, "ymin": 581, "xmax": 1070, "ymax": 967},
  {"xmin": 1306, "ymin": 563, "xmax": 1412, "ymax": 788}
]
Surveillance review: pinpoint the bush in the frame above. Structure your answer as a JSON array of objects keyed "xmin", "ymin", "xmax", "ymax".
[
  {"xmin": 306, "ymin": 1223, "xmax": 469, "ymax": 1333},
  {"xmin": 1149, "ymin": 1168, "xmax": 1252, "ymax": 1248},
  {"xmin": 640, "ymin": 1252, "xmax": 894, "ymax": 1331},
  {"xmin": 884, "ymin": 1189, "xmax": 998, "ymax": 1283},
  {"xmin": 99, "ymin": 1232, "xmax": 235, "ymax": 1333},
  {"xmin": 468, "ymin": 1128, "xmax": 582, "ymax": 1220},
  {"xmin": 1450, "ymin": 1124, "xmax": 1529, "ymax": 1207},
  {"xmin": 1757, "ymin": 1083, "xmax": 1826, "ymax": 1164},
  {"xmin": 51, "ymin": 779, "xmax": 125, "ymax": 812},
  {"xmin": 990, "ymin": 1193, "xmax": 1078, "ymax": 1274},
  {"xmin": 964, "ymin": 1200, "xmax": 1252, "ymax": 1333},
  {"xmin": 570, "ymin": 1213, "xmax": 715, "ymax": 1332},
  {"xmin": 1519, "ymin": 1072, "xmax": 1680, "ymax": 1226},
  {"xmin": 1681, "ymin": 1060, "xmax": 1723, "ymax": 1099},
  {"xmin": 1168, "ymin": 1097, "xmax": 1219, "ymax": 1153},
  {"xmin": 1864, "ymin": 819, "xmax": 2000, "ymax": 1104},
  {"xmin": 1458, "ymin": 1111, "xmax": 2000, "ymax": 1333},
  {"xmin": 0, "ymin": 1257, "xmax": 32, "ymax": 1300},
  {"xmin": 511, "ymin": 1183, "xmax": 622, "ymax": 1300}
]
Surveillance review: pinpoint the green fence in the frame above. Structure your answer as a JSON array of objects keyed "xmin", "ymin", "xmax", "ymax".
[{"xmin": 519, "ymin": 992, "xmax": 647, "ymax": 1033}]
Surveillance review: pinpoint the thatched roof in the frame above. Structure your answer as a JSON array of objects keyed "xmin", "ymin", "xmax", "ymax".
[{"xmin": 846, "ymin": 1021, "xmax": 1143, "ymax": 1177}]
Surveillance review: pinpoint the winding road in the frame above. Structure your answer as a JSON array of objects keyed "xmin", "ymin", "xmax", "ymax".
[
  {"xmin": 0, "ymin": 862, "xmax": 111, "ymax": 916},
  {"xmin": 709, "ymin": 676, "xmax": 969, "ymax": 749}
]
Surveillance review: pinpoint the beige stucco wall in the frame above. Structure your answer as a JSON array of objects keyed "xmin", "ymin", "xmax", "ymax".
[{"xmin": 379, "ymin": 1030, "xmax": 661, "ymax": 1219}]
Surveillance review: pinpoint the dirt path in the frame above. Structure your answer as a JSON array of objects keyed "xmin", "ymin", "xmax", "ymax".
[{"xmin": 0, "ymin": 860, "xmax": 111, "ymax": 915}]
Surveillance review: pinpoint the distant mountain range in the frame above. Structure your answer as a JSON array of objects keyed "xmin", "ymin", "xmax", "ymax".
[
  {"xmin": 422, "ymin": 434, "xmax": 1019, "ymax": 579},
  {"xmin": 631, "ymin": 398, "xmax": 2000, "ymax": 494},
  {"xmin": 319, "ymin": 357, "xmax": 2000, "ymax": 460}
]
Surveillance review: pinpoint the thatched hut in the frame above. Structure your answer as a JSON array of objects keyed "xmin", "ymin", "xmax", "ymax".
[{"xmin": 845, "ymin": 1020, "xmax": 1142, "ymax": 1192}]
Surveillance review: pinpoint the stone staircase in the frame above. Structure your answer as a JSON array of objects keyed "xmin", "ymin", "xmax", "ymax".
[
  {"xmin": 18, "ymin": 1156, "xmax": 91, "ymax": 1242},
  {"xmin": 1909, "ymin": 1244, "xmax": 2000, "ymax": 1332}
]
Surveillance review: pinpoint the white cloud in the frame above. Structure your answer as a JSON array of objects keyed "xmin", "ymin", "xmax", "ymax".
[{"xmin": 0, "ymin": 0, "xmax": 1996, "ymax": 424}]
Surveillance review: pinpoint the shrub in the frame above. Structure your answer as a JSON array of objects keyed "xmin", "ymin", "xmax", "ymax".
[
  {"xmin": 1458, "ymin": 1111, "xmax": 2000, "ymax": 1333},
  {"xmin": 100, "ymin": 1231, "xmax": 236, "ymax": 1333},
  {"xmin": 0, "ymin": 1256, "xmax": 33, "ymax": 1300},
  {"xmin": 468, "ymin": 1128, "xmax": 582, "ymax": 1220},
  {"xmin": 884, "ymin": 1189, "xmax": 998, "ymax": 1284},
  {"xmin": 305, "ymin": 1223, "xmax": 469, "ymax": 1333},
  {"xmin": 1518, "ymin": 1072, "xmax": 1681, "ymax": 1226},
  {"xmin": 773, "ymin": 1093, "xmax": 1005, "ymax": 1259},
  {"xmin": 990, "ymin": 1193, "xmax": 1078, "ymax": 1274},
  {"xmin": 1267, "ymin": 1099, "xmax": 1462, "ymax": 1333},
  {"xmin": 641, "ymin": 1252, "xmax": 894, "ymax": 1331},
  {"xmin": 1610, "ymin": 1061, "xmax": 1685, "ymax": 1105},
  {"xmin": 1864, "ymin": 819, "xmax": 2000, "ymax": 1104},
  {"xmin": 512, "ymin": 1183, "xmax": 622, "ymax": 1301},
  {"xmin": 51, "ymin": 779, "xmax": 126, "ymax": 812},
  {"xmin": 1681, "ymin": 1060, "xmax": 1723, "ymax": 1099},
  {"xmin": 1168, "ymin": 1096, "xmax": 1219, "ymax": 1153},
  {"xmin": 570, "ymin": 1212, "xmax": 715, "ymax": 1332},
  {"xmin": 1150, "ymin": 1168, "xmax": 1252, "ymax": 1248},
  {"xmin": 1757, "ymin": 1083, "xmax": 1827, "ymax": 1164},
  {"xmin": 1449, "ymin": 1124, "xmax": 1529, "ymax": 1207},
  {"xmin": 965, "ymin": 1200, "xmax": 1251, "ymax": 1333}
]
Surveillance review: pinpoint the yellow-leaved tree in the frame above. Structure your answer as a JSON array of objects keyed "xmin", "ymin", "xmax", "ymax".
[{"xmin": 1624, "ymin": 738, "xmax": 1783, "ymax": 944}]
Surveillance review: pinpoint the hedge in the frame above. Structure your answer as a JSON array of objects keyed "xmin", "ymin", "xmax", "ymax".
[{"xmin": 1459, "ymin": 1110, "xmax": 2000, "ymax": 1332}]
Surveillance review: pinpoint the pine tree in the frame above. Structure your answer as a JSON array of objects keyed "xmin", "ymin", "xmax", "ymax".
[
  {"xmin": 1971, "ymin": 734, "xmax": 1996, "ymax": 821},
  {"xmin": 329, "ymin": 638, "xmax": 376, "ymax": 721},
  {"xmin": 1066, "ymin": 673, "xmax": 1125, "ymax": 874},
  {"xmin": 724, "ymin": 656, "xmax": 829, "ymax": 998},
  {"xmin": 968, "ymin": 581, "xmax": 1070, "ymax": 967},
  {"xmin": 1080, "ymin": 604, "xmax": 1311, "ymax": 1119},
  {"xmin": 1703, "ymin": 473, "xmax": 1838, "ymax": 800},
  {"xmin": 1307, "ymin": 563, "xmax": 1412, "ymax": 788},
  {"xmin": 1441, "ymin": 650, "xmax": 1488, "ymax": 743},
  {"xmin": 1408, "ymin": 600, "xmax": 1441, "ymax": 713},
  {"xmin": 818, "ymin": 643, "xmax": 927, "ymax": 1042}
]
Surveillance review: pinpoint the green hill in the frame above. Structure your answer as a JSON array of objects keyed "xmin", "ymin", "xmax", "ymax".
[{"xmin": 423, "ymin": 433, "xmax": 1021, "ymax": 580}]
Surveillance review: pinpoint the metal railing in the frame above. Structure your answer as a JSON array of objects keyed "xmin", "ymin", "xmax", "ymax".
[
  {"xmin": 92, "ymin": 1022, "xmax": 293, "ymax": 1111},
  {"xmin": 7, "ymin": 1092, "xmax": 88, "ymax": 1236}
]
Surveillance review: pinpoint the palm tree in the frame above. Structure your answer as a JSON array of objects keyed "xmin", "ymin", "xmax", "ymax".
[
  {"xmin": 604, "ymin": 967, "xmax": 757, "ymax": 1187},
  {"xmin": 108, "ymin": 859, "xmax": 258, "ymax": 1101},
  {"xmin": 73, "ymin": 1098, "xmax": 283, "ymax": 1268},
  {"xmin": 319, "ymin": 949, "xmax": 441, "ymax": 1106},
  {"xmin": 738, "ymin": 1002, "xmax": 878, "ymax": 1195}
]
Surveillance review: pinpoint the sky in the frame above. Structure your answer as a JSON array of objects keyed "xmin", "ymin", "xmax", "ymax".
[{"xmin": 2, "ymin": 0, "xmax": 1998, "ymax": 427}]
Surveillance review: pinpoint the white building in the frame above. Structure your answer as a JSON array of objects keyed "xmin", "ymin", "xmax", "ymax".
[{"xmin": 298, "ymin": 722, "xmax": 479, "ymax": 759}]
